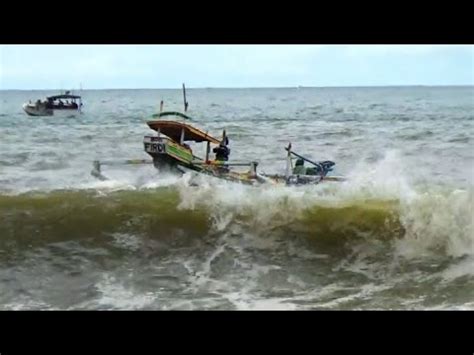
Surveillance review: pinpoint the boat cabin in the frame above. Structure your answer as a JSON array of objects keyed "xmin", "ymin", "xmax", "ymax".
[
  {"xmin": 144, "ymin": 112, "xmax": 222, "ymax": 165},
  {"xmin": 45, "ymin": 93, "xmax": 82, "ymax": 110}
]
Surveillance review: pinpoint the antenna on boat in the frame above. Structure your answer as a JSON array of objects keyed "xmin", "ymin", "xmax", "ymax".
[
  {"xmin": 79, "ymin": 83, "xmax": 83, "ymax": 113},
  {"xmin": 182, "ymin": 83, "xmax": 188, "ymax": 112}
]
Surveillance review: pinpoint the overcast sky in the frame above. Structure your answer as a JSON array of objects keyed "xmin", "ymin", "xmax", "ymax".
[{"xmin": 0, "ymin": 45, "xmax": 472, "ymax": 89}]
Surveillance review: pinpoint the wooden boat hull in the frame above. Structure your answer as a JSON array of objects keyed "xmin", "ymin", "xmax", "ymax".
[{"xmin": 144, "ymin": 135, "xmax": 263, "ymax": 184}]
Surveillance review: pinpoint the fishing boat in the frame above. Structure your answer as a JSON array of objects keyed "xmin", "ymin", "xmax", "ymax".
[
  {"xmin": 91, "ymin": 84, "xmax": 345, "ymax": 186},
  {"xmin": 22, "ymin": 91, "xmax": 83, "ymax": 117},
  {"xmin": 144, "ymin": 112, "xmax": 261, "ymax": 182}
]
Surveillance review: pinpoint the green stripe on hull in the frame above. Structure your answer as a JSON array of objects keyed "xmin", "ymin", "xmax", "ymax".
[{"xmin": 166, "ymin": 144, "xmax": 193, "ymax": 163}]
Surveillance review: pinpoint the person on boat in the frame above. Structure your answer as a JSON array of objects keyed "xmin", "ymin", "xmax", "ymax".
[
  {"xmin": 213, "ymin": 138, "xmax": 230, "ymax": 173},
  {"xmin": 213, "ymin": 141, "xmax": 230, "ymax": 162},
  {"xmin": 293, "ymin": 159, "xmax": 307, "ymax": 175}
]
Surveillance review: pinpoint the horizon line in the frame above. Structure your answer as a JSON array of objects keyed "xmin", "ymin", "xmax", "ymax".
[{"xmin": 1, "ymin": 84, "xmax": 473, "ymax": 91}]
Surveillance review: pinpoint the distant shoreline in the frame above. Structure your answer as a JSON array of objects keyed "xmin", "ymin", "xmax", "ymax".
[{"xmin": 1, "ymin": 85, "xmax": 473, "ymax": 91}]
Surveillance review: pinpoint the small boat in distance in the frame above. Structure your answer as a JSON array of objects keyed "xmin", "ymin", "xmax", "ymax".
[{"xmin": 22, "ymin": 91, "xmax": 83, "ymax": 117}]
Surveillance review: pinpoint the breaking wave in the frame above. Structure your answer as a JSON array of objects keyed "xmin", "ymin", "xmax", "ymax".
[{"xmin": 1, "ymin": 166, "xmax": 472, "ymax": 260}]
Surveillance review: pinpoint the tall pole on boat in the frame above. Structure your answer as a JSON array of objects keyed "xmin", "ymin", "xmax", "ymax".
[
  {"xmin": 182, "ymin": 83, "xmax": 188, "ymax": 112},
  {"xmin": 286, "ymin": 142, "xmax": 292, "ymax": 179},
  {"xmin": 206, "ymin": 141, "xmax": 210, "ymax": 163}
]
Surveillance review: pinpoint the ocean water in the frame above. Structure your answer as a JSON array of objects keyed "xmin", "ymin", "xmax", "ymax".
[{"xmin": 0, "ymin": 86, "xmax": 473, "ymax": 310}]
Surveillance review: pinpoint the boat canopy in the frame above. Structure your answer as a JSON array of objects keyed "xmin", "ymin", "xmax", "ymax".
[
  {"xmin": 151, "ymin": 111, "xmax": 193, "ymax": 120},
  {"xmin": 147, "ymin": 120, "xmax": 221, "ymax": 144},
  {"xmin": 47, "ymin": 94, "xmax": 81, "ymax": 100}
]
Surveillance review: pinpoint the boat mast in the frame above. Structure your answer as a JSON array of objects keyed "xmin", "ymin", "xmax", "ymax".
[
  {"xmin": 180, "ymin": 83, "xmax": 188, "ymax": 144},
  {"xmin": 182, "ymin": 83, "xmax": 188, "ymax": 112}
]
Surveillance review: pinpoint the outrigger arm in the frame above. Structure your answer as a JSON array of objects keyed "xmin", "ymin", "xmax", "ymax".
[
  {"xmin": 284, "ymin": 146, "xmax": 325, "ymax": 173},
  {"xmin": 91, "ymin": 159, "xmax": 153, "ymax": 181},
  {"xmin": 284, "ymin": 145, "xmax": 346, "ymax": 182}
]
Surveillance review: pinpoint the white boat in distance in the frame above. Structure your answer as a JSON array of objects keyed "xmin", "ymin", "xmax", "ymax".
[{"xmin": 22, "ymin": 91, "xmax": 83, "ymax": 117}]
